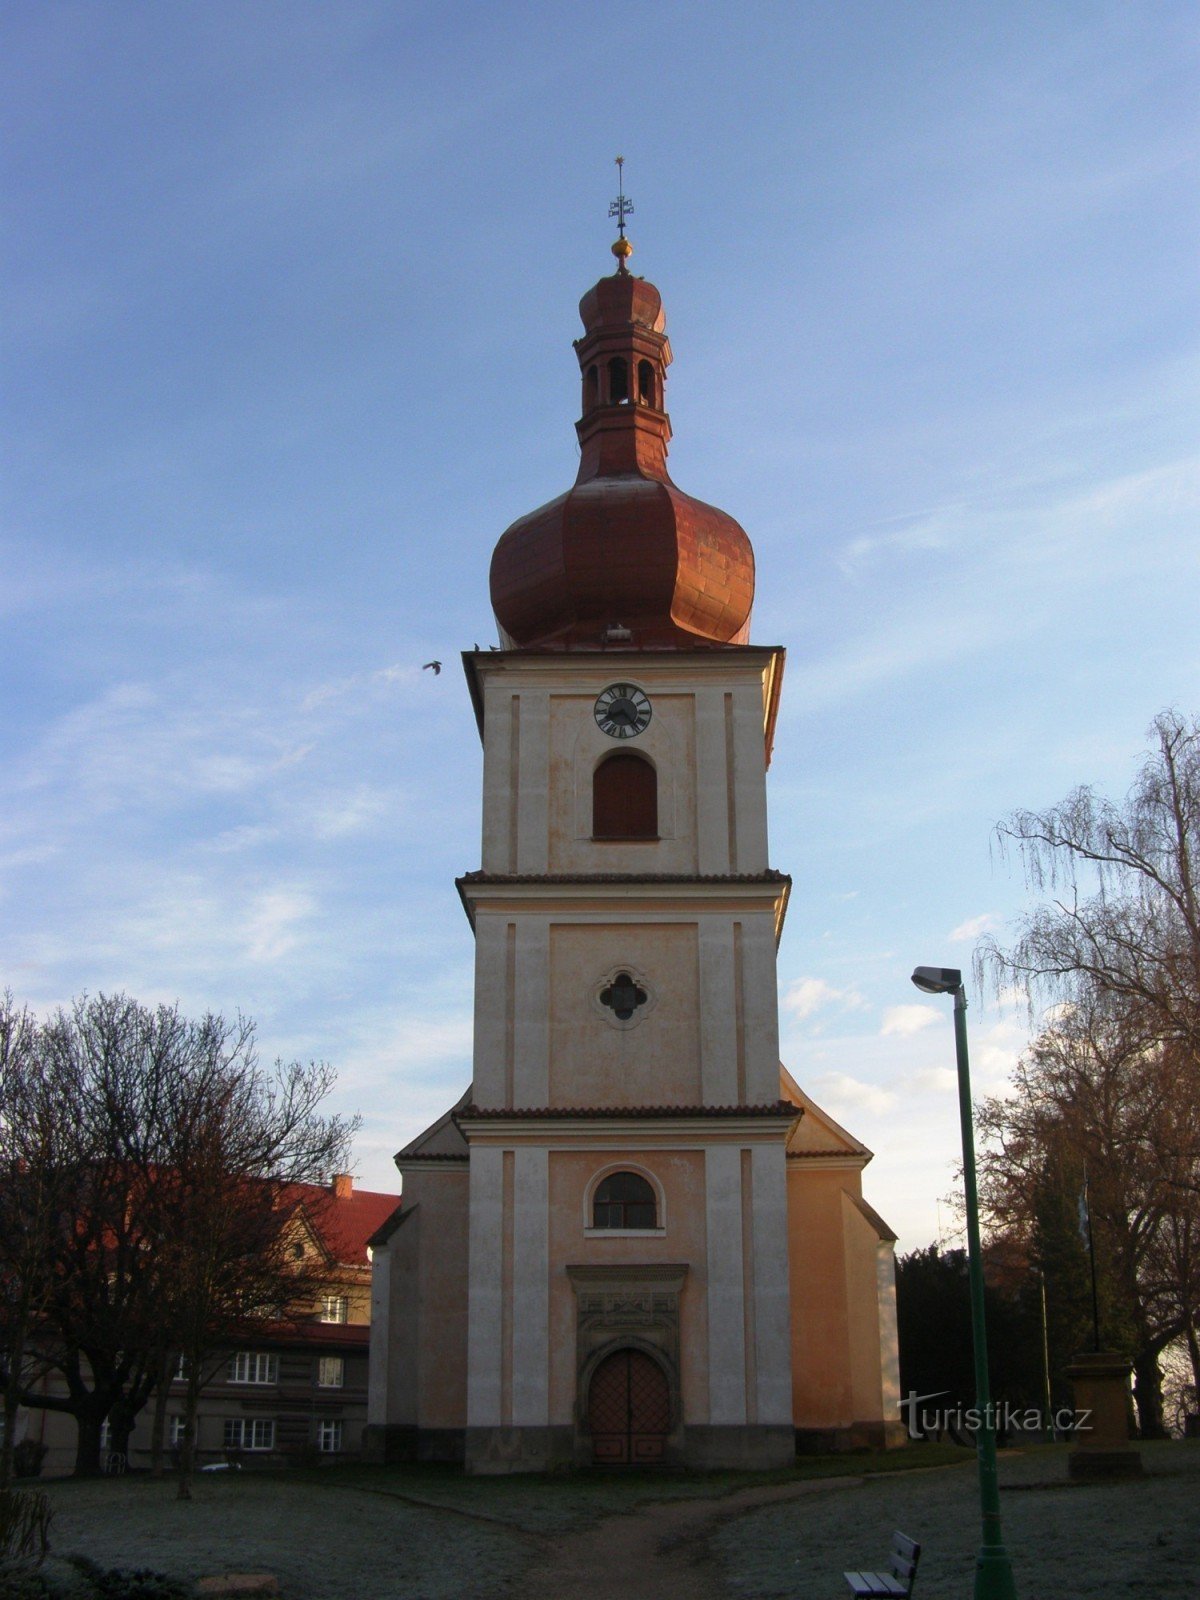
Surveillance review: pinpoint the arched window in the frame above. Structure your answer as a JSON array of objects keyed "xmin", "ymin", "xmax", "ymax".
[
  {"xmin": 608, "ymin": 356, "xmax": 629, "ymax": 404},
  {"xmin": 593, "ymin": 753, "xmax": 657, "ymax": 840},
  {"xmin": 585, "ymin": 364, "xmax": 599, "ymax": 410},
  {"xmin": 593, "ymin": 1171, "xmax": 657, "ymax": 1229},
  {"xmin": 638, "ymin": 360, "xmax": 655, "ymax": 405}
]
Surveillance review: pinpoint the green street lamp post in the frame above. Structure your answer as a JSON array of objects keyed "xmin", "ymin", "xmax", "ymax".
[{"xmin": 911, "ymin": 965, "xmax": 1018, "ymax": 1600}]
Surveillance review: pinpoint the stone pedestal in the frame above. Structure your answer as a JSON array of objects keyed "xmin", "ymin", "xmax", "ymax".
[{"xmin": 1066, "ymin": 1351, "xmax": 1142, "ymax": 1479}]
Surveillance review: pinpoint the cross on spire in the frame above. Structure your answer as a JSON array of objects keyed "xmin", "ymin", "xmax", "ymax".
[
  {"xmin": 608, "ymin": 155, "xmax": 634, "ymax": 238},
  {"xmin": 608, "ymin": 155, "xmax": 635, "ymax": 269}
]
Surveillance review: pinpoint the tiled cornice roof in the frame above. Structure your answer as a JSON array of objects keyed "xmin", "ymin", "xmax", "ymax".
[
  {"xmin": 787, "ymin": 1147, "xmax": 869, "ymax": 1159},
  {"xmin": 395, "ymin": 1151, "xmax": 469, "ymax": 1162},
  {"xmin": 458, "ymin": 870, "xmax": 789, "ymax": 885},
  {"xmin": 457, "ymin": 1100, "xmax": 799, "ymax": 1121}
]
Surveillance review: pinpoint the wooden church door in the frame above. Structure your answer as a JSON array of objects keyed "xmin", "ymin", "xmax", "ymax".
[{"xmin": 587, "ymin": 1348, "xmax": 670, "ymax": 1463}]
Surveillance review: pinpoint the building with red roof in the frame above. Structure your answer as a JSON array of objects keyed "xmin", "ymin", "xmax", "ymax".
[{"xmin": 18, "ymin": 1173, "xmax": 399, "ymax": 1474}]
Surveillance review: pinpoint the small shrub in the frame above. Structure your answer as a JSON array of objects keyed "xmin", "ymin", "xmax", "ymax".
[
  {"xmin": 10, "ymin": 1445, "xmax": 47, "ymax": 1483},
  {"xmin": 0, "ymin": 1568, "xmax": 55, "ymax": 1599},
  {"xmin": 66, "ymin": 1559, "xmax": 190, "ymax": 1600},
  {"xmin": 0, "ymin": 1488, "xmax": 52, "ymax": 1567}
]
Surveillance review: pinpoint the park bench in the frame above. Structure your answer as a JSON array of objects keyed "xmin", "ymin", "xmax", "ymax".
[{"xmin": 844, "ymin": 1531, "xmax": 921, "ymax": 1597}]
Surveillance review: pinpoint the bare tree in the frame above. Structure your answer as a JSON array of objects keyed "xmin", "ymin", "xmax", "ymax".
[
  {"xmin": 0, "ymin": 996, "xmax": 73, "ymax": 1487},
  {"xmin": 975, "ymin": 993, "xmax": 1193, "ymax": 1433},
  {"xmin": 0, "ymin": 994, "xmax": 357, "ymax": 1481},
  {"xmin": 977, "ymin": 712, "xmax": 1200, "ymax": 1431},
  {"xmin": 156, "ymin": 1027, "xmax": 355, "ymax": 1499},
  {"xmin": 980, "ymin": 709, "xmax": 1200, "ymax": 1062}
]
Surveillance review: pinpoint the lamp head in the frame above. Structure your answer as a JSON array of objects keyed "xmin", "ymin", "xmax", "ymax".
[{"xmin": 911, "ymin": 965, "xmax": 964, "ymax": 995}]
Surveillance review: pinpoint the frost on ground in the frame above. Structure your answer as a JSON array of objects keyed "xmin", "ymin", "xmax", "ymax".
[
  {"xmin": 31, "ymin": 1442, "xmax": 1200, "ymax": 1600},
  {"xmin": 712, "ymin": 1442, "xmax": 1200, "ymax": 1599},
  {"xmin": 37, "ymin": 1474, "xmax": 533, "ymax": 1600}
]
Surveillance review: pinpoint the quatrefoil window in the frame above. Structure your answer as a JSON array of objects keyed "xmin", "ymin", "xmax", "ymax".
[{"xmin": 599, "ymin": 972, "xmax": 648, "ymax": 1021}]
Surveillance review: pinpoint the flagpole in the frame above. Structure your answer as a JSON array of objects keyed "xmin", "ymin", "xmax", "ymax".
[
  {"xmin": 1085, "ymin": 1175, "xmax": 1101, "ymax": 1353},
  {"xmin": 1038, "ymin": 1272, "xmax": 1054, "ymax": 1440}
]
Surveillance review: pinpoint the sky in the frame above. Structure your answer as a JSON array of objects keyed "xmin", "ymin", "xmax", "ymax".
[{"xmin": 3, "ymin": 2, "xmax": 1198, "ymax": 1250}]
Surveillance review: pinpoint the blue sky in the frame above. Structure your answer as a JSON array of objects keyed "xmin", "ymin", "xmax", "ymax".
[{"xmin": 3, "ymin": 2, "xmax": 1197, "ymax": 1248}]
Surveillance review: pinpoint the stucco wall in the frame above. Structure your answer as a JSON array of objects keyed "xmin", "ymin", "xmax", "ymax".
[
  {"xmin": 416, "ymin": 1168, "xmax": 470, "ymax": 1430},
  {"xmin": 548, "ymin": 692, "xmax": 696, "ymax": 874},
  {"xmin": 546, "ymin": 1147, "xmax": 709, "ymax": 1424},
  {"xmin": 476, "ymin": 653, "xmax": 779, "ymax": 879},
  {"xmin": 548, "ymin": 922, "xmax": 701, "ymax": 1106},
  {"xmin": 786, "ymin": 1162, "xmax": 858, "ymax": 1427}
]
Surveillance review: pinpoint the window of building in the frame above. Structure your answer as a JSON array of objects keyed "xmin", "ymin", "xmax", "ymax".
[
  {"xmin": 585, "ymin": 364, "xmax": 599, "ymax": 409},
  {"xmin": 592, "ymin": 1171, "xmax": 657, "ymax": 1230},
  {"xmin": 598, "ymin": 972, "xmax": 649, "ymax": 1022},
  {"xmin": 638, "ymin": 359, "xmax": 655, "ymax": 405},
  {"xmin": 317, "ymin": 1419, "xmax": 343, "ymax": 1454},
  {"xmin": 608, "ymin": 356, "xmax": 628, "ymax": 404},
  {"xmin": 168, "ymin": 1416, "xmax": 188, "ymax": 1447},
  {"xmin": 317, "ymin": 1356, "xmax": 344, "ymax": 1389},
  {"xmin": 320, "ymin": 1294, "xmax": 349, "ymax": 1324},
  {"xmin": 173, "ymin": 1355, "xmax": 188, "ymax": 1382},
  {"xmin": 223, "ymin": 1418, "xmax": 275, "ymax": 1452},
  {"xmin": 593, "ymin": 753, "xmax": 657, "ymax": 840},
  {"xmin": 228, "ymin": 1351, "xmax": 278, "ymax": 1385}
]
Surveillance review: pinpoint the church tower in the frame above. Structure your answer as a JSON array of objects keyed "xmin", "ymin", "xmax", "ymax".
[{"xmin": 367, "ymin": 203, "xmax": 902, "ymax": 1472}]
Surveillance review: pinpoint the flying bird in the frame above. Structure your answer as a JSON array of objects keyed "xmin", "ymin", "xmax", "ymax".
[{"xmin": 423, "ymin": 660, "xmax": 442, "ymax": 675}]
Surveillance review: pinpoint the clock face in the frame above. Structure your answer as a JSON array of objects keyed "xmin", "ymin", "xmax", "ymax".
[{"xmin": 594, "ymin": 683, "xmax": 652, "ymax": 740}]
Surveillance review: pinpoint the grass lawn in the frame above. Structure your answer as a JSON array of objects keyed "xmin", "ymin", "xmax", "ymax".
[
  {"xmin": 23, "ymin": 1441, "xmax": 1199, "ymax": 1598},
  {"xmin": 32, "ymin": 1471, "xmax": 532, "ymax": 1600},
  {"xmin": 23, "ymin": 1445, "xmax": 971, "ymax": 1598},
  {"xmin": 712, "ymin": 1440, "xmax": 1200, "ymax": 1599}
]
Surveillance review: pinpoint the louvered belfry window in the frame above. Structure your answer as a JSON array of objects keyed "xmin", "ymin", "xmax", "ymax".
[{"xmin": 593, "ymin": 753, "xmax": 657, "ymax": 839}]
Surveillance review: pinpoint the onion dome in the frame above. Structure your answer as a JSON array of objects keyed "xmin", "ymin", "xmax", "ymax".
[{"xmin": 489, "ymin": 249, "xmax": 755, "ymax": 651}]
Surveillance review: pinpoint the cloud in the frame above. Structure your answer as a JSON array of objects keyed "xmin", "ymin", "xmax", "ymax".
[
  {"xmin": 300, "ymin": 663, "xmax": 421, "ymax": 714},
  {"xmin": 306, "ymin": 785, "xmax": 395, "ymax": 840},
  {"xmin": 971, "ymin": 1017, "xmax": 1029, "ymax": 1096},
  {"xmin": 782, "ymin": 455, "xmax": 1200, "ymax": 720},
  {"xmin": 785, "ymin": 608, "xmax": 1001, "ymax": 717},
  {"xmin": 906, "ymin": 1065, "xmax": 959, "ymax": 1095},
  {"xmin": 836, "ymin": 505, "xmax": 962, "ymax": 575},
  {"xmin": 994, "ymin": 983, "xmax": 1029, "ymax": 1012},
  {"xmin": 781, "ymin": 976, "xmax": 866, "ymax": 1020},
  {"xmin": 15, "ymin": 678, "xmax": 300, "ymax": 816},
  {"xmin": 881, "ymin": 1004, "xmax": 941, "ymax": 1037},
  {"xmin": 242, "ymin": 887, "xmax": 316, "ymax": 963},
  {"xmin": 950, "ymin": 912, "xmax": 997, "ymax": 941},
  {"xmin": 810, "ymin": 1071, "xmax": 896, "ymax": 1116},
  {"xmin": 202, "ymin": 825, "xmax": 281, "ymax": 855}
]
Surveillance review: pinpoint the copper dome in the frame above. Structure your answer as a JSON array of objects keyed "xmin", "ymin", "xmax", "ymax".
[{"xmin": 489, "ymin": 263, "xmax": 755, "ymax": 651}]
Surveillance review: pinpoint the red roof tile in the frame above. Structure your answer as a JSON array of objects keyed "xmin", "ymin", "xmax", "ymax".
[{"xmin": 284, "ymin": 1180, "xmax": 399, "ymax": 1267}]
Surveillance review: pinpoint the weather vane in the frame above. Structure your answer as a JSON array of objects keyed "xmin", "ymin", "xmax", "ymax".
[
  {"xmin": 608, "ymin": 155, "xmax": 634, "ymax": 267},
  {"xmin": 608, "ymin": 155, "xmax": 634, "ymax": 237}
]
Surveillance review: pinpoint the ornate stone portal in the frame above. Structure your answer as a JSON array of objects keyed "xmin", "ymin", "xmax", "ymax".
[{"xmin": 568, "ymin": 1264, "xmax": 687, "ymax": 1464}]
